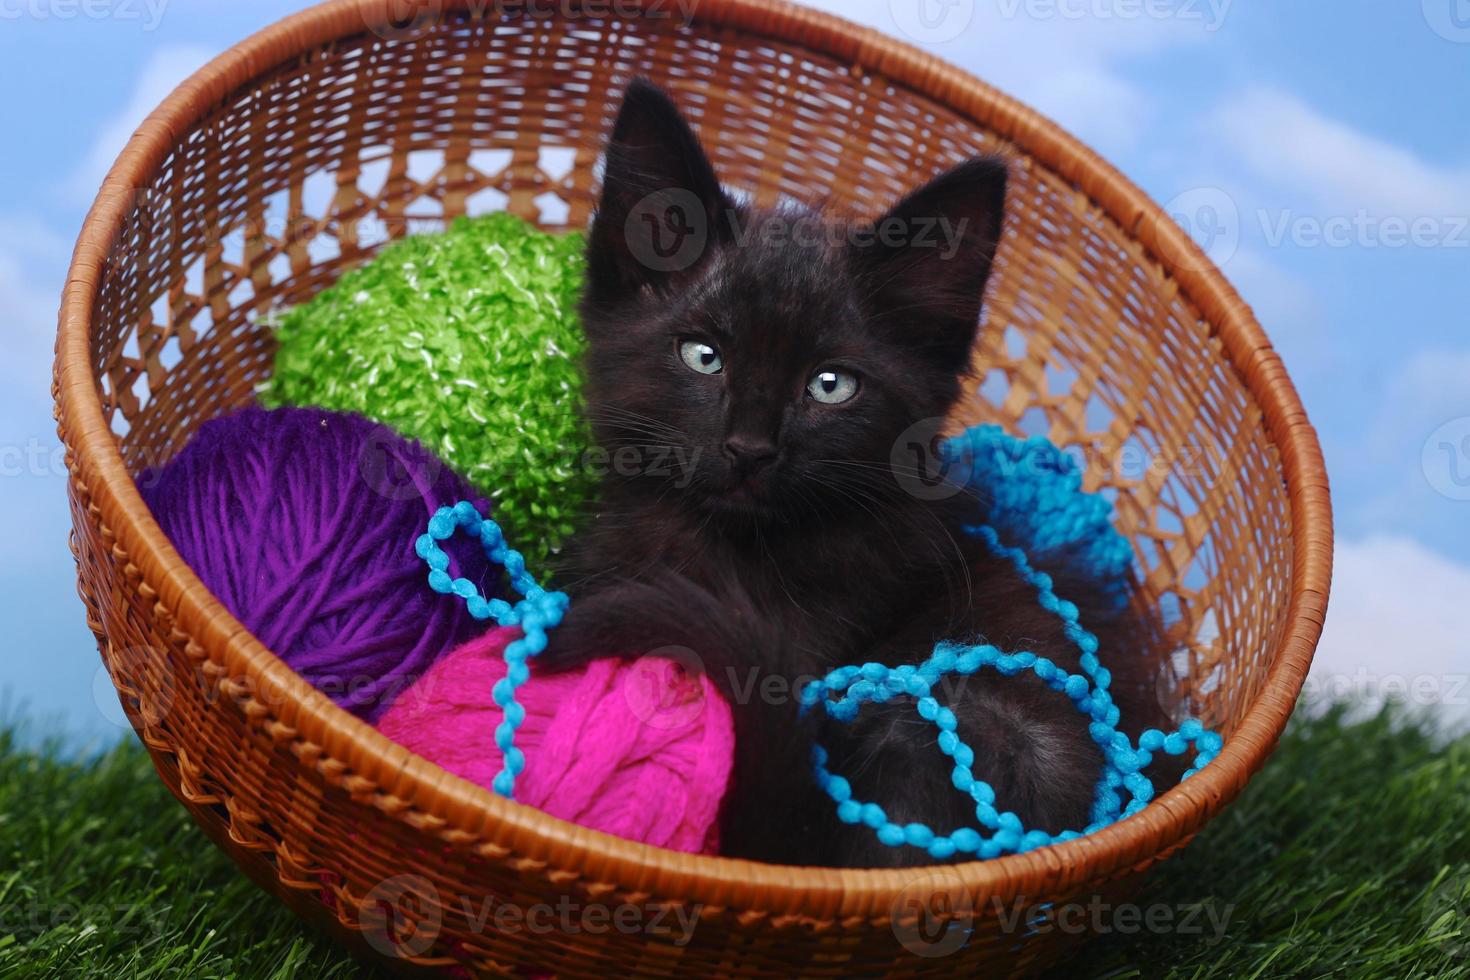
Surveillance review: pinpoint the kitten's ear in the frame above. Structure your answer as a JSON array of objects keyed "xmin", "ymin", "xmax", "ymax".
[
  {"xmin": 586, "ymin": 79, "xmax": 732, "ymax": 304},
  {"xmin": 850, "ymin": 157, "xmax": 1008, "ymax": 373}
]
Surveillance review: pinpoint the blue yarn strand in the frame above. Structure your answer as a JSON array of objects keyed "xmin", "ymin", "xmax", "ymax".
[
  {"xmin": 416, "ymin": 501, "xmax": 567, "ymax": 800},
  {"xmin": 801, "ymin": 425, "xmax": 1224, "ymax": 861}
]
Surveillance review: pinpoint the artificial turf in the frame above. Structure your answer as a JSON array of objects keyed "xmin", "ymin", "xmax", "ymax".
[{"xmin": 1, "ymin": 703, "xmax": 1466, "ymax": 978}]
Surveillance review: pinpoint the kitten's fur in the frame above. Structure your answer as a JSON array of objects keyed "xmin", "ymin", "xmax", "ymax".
[{"xmin": 540, "ymin": 80, "xmax": 1171, "ymax": 867}]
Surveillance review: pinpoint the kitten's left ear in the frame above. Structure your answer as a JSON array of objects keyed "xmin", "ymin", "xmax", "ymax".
[
  {"xmin": 586, "ymin": 78, "xmax": 732, "ymax": 306},
  {"xmin": 850, "ymin": 157, "xmax": 1008, "ymax": 373}
]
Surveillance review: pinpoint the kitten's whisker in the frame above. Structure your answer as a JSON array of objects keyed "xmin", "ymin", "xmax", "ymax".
[
  {"xmin": 814, "ymin": 469, "xmax": 977, "ymax": 599},
  {"xmin": 812, "ymin": 459, "xmax": 997, "ymax": 509}
]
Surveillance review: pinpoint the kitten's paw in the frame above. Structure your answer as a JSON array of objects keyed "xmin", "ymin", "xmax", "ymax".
[{"xmin": 532, "ymin": 589, "xmax": 644, "ymax": 673}]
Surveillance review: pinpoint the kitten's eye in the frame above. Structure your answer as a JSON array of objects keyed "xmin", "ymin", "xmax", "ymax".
[
  {"xmin": 807, "ymin": 369, "xmax": 859, "ymax": 404},
  {"xmin": 678, "ymin": 339, "xmax": 724, "ymax": 375}
]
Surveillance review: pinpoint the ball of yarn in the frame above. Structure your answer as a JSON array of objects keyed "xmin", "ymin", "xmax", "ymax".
[
  {"xmin": 945, "ymin": 424, "xmax": 1136, "ymax": 610},
  {"xmin": 139, "ymin": 406, "xmax": 497, "ymax": 720},
  {"xmin": 377, "ymin": 627, "xmax": 735, "ymax": 855},
  {"xmin": 259, "ymin": 212, "xmax": 593, "ymax": 570}
]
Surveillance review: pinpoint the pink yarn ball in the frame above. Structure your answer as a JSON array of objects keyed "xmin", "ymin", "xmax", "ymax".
[{"xmin": 377, "ymin": 627, "xmax": 735, "ymax": 854}]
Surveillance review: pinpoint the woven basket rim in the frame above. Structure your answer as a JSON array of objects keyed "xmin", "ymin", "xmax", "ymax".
[{"xmin": 54, "ymin": 0, "xmax": 1332, "ymax": 919}]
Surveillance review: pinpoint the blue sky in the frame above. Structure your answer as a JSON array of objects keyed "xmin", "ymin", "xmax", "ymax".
[{"xmin": 1, "ymin": 0, "xmax": 1466, "ymax": 745}]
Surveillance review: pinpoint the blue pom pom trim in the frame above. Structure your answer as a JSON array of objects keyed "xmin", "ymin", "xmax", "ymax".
[{"xmin": 415, "ymin": 500, "xmax": 568, "ymax": 799}]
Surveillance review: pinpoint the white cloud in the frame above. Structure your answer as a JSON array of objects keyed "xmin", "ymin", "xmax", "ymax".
[
  {"xmin": 0, "ymin": 239, "xmax": 59, "ymax": 395},
  {"xmin": 1307, "ymin": 535, "xmax": 1470, "ymax": 719},
  {"xmin": 1019, "ymin": 65, "xmax": 1149, "ymax": 149},
  {"xmin": 0, "ymin": 233, "xmax": 75, "ymax": 562},
  {"xmin": 1346, "ymin": 348, "xmax": 1470, "ymax": 544},
  {"xmin": 1367, "ymin": 348, "xmax": 1470, "ymax": 451},
  {"xmin": 61, "ymin": 44, "xmax": 216, "ymax": 205},
  {"xmin": 1223, "ymin": 248, "xmax": 1327, "ymax": 351},
  {"xmin": 796, "ymin": 0, "xmax": 1221, "ymax": 154},
  {"xmin": 0, "ymin": 212, "xmax": 70, "ymax": 398},
  {"xmin": 1213, "ymin": 86, "xmax": 1470, "ymax": 218},
  {"xmin": 0, "ymin": 214, "xmax": 69, "ymax": 262}
]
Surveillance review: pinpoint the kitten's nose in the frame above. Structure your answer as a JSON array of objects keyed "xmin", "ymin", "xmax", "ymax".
[{"xmin": 723, "ymin": 435, "xmax": 778, "ymax": 475}]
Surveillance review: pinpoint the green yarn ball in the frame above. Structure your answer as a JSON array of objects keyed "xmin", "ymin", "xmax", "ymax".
[{"xmin": 259, "ymin": 212, "xmax": 591, "ymax": 568}]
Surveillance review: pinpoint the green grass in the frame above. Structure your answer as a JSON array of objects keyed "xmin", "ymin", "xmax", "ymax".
[
  {"xmin": 1069, "ymin": 703, "xmax": 1470, "ymax": 979},
  {"xmin": 0, "ymin": 728, "xmax": 370, "ymax": 979},
  {"xmin": 1, "ymin": 704, "xmax": 1466, "ymax": 978}
]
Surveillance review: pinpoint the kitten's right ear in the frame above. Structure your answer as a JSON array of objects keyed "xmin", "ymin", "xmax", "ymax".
[
  {"xmin": 586, "ymin": 79, "xmax": 732, "ymax": 304},
  {"xmin": 850, "ymin": 157, "xmax": 1008, "ymax": 376}
]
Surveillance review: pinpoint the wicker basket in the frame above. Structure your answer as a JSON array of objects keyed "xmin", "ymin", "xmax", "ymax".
[{"xmin": 54, "ymin": 0, "xmax": 1331, "ymax": 974}]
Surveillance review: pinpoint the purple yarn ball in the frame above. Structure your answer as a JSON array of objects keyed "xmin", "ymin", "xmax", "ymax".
[{"xmin": 139, "ymin": 406, "xmax": 496, "ymax": 720}]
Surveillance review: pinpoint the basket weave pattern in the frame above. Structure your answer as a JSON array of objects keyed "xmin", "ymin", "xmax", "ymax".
[{"xmin": 55, "ymin": 1, "xmax": 1331, "ymax": 974}]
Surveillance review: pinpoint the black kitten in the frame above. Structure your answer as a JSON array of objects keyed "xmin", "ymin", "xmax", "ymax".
[{"xmin": 541, "ymin": 79, "xmax": 1169, "ymax": 867}]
